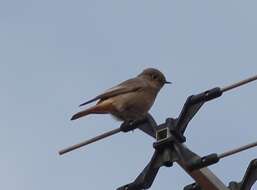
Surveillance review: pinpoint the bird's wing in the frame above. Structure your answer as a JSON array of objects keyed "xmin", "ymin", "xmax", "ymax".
[{"xmin": 79, "ymin": 78, "xmax": 146, "ymax": 107}]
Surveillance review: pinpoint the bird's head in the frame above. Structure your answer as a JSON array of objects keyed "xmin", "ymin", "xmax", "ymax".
[{"xmin": 138, "ymin": 68, "xmax": 171, "ymax": 90}]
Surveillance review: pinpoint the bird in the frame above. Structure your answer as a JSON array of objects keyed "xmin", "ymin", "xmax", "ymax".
[{"xmin": 71, "ymin": 68, "xmax": 171, "ymax": 122}]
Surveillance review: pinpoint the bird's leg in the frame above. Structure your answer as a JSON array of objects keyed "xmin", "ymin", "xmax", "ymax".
[
  {"xmin": 128, "ymin": 118, "xmax": 147, "ymax": 126},
  {"xmin": 120, "ymin": 118, "xmax": 148, "ymax": 133},
  {"xmin": 126, "ymin": 120, "xmax": 134, "ymax": 133},
  {"xmin": 120, "ymin": 120, "xmax": 136, "ymax": 132},
  {"xmin": 129, "ymin": 117, "xmax": 149, "ymax": 133}
]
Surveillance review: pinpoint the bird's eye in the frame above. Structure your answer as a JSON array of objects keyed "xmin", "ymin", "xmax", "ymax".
[{"xmin": 151, "ymin": 74, "xmax": 157, "ymax": 80}]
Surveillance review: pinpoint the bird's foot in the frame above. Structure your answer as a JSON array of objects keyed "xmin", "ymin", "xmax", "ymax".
[
  {"xmin": 120, "ymin": 120, "xmax": 140, "ymax": 132},
  {"xmin": 120, "ymin": 118, "xmax": 148, "ymax": 133}
]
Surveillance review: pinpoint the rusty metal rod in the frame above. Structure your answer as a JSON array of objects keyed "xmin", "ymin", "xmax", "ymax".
[
  {"xmin": 59, "ymin": 128, "xmax": 121, "ymax": 155},
  {"xmin": 221, "ymin": 74, "xmax": 257, "ymax": 93}
]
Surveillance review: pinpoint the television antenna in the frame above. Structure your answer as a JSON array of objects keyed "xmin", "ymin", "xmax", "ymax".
[{"xmin": 59, "ymin": 74, "xmax": 257, "ymax": 190}]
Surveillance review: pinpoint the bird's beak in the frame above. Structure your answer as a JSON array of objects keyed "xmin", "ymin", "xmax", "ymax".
[{"xmin": 165, "ymin": 81, "xmax": 172, "ymax": 84}]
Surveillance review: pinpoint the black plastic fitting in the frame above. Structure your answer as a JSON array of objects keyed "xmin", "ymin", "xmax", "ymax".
[
  {"xmin": 188, "ymin": 153, "xmax": 220, "ymax": 171},
  {"xmin": 190, "ymin": 87, "xmax": 223, "ymax": 105},
  {"xmin": 117, "ymin": 182, "xmax": 143, "ymax": 190},
  {"xmin": 153, "ymin": 136, "xmax": 174, "ymax": 150},
  {"xmin": 184, "ymin": 183, "xmax": 201, "ymax": 190}
]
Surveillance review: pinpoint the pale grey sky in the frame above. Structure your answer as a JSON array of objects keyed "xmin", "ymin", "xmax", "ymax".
[{"xmin": 1, "ymin": 1, "xmax": 257, "ymax": 189}]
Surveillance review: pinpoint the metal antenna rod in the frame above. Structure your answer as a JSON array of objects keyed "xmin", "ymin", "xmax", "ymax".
[
  {"xmin": 218, "ymin": 140, "xmax": 257, "ymax": 159},
  {"xmin": 221, "ymin": 74, "xmax": 257, "ymax": 93},
  {"xmin": 59, "ymin": 128, "xmax": 121, "ymax": 155}
]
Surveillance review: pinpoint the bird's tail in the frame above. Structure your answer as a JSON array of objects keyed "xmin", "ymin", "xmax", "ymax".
[
  {"xmin": 70, "ymin": 100, "xmax": 114, "ymax": 120},
  {"xmin": 71, "ymin": 109, "xmax": 92, "ymax": 120}
]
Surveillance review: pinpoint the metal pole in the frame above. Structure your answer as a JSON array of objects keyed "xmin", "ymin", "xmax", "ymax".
[
  {"xmin": 221, "ymin": 74, "xmax": 257, "ymax": 93},
  {"xmin": 218, "ymin": 140, "xmax": 257, "ymax": 159},
  {"xmin": 59, "ymin": 128, "xmax": 121, "ymax": 155}
]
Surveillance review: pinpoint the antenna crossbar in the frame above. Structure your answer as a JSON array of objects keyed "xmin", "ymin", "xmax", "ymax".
[
  {"xmin": 221, "ymin": 74, "xmax": 257, "ymax": 93},
  {"xmin": 219, "ymin": 140, "xmax": 257, "ymax": 159}
]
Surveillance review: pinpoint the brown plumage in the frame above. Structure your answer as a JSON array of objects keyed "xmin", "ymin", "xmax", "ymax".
[{"xmin": 71, "ymin": 68, "xmax": 171, "ymax": 121}]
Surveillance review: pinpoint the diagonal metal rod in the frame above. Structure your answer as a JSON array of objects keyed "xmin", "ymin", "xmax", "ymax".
[
  {"xmin": 218, "ymin": 140, "xmax": 257, "ymax": 159},
  {"xmin": 59, "ymin": 128, "xmax": 121, "ymax": 155},
  {"xmin": 221, "ymin": 74, "xmax": 257, "ymax": 93}
]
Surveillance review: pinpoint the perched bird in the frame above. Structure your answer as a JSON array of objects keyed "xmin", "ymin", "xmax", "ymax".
[{"xmin": 71, "ymin": 68, "xmax": 171, "ymax": 122}]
